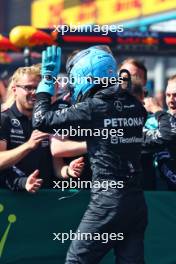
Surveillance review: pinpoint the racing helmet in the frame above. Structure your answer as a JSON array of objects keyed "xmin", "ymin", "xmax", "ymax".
[{"xmin": 66, "ymin": 45, "xmax": 118, "ymax": 103}]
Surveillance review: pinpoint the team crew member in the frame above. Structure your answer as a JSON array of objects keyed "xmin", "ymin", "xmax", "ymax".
[
  {"xmin": 32, "ymin": 45, "xmax": 148, "ymax": 264},
  {"xmin": 144, "ymin": 75, "xmax": 176, "ymax": 189},
  {"xmin": 120, "ymin": 58, "xmax": 157, "ymax": 190},
  {"xmin": 0, "ymin": 65, "xmax": 84, "ymax": 192}
]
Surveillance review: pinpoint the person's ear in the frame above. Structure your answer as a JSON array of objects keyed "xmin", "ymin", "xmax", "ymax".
[{"xmin": 12, "ymin": 85, "xmax": 17, "ymax": 94}]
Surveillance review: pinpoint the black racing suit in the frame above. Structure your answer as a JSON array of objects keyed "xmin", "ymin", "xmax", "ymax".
[
  {"xmin": 33, "ymin": 86, "xmax": 148, "ymax": 264},
  {"xmin": 143, "ymin": 111, "xmax": 176, "ymax": 190},
  {"xmin": 52, "ymin": 100, "xmax": 92, "ymax": 183}
]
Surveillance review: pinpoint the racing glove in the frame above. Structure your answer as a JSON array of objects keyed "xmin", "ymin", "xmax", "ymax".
[{"xmin": 36, "ymin": 45, "xmax": 61, "ymax": 96}]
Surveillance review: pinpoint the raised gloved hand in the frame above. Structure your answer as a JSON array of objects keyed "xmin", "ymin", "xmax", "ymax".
[
  {"xmin": 36, "ymin": 45, "xmax": 61, "ymax": 96},
  {"xmin": 41, "ymin": 45, "xmax": 61, "ymax": 77}
]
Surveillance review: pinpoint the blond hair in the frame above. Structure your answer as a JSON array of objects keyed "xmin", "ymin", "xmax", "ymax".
[{"xmin": 1, "ymin": 64, "xmax": 41, "ymax": 111}]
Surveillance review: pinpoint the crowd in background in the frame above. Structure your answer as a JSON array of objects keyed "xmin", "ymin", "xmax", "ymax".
[{"xmin": 0, "ymin": 50, "xmax": 176, "ymax": 192}]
